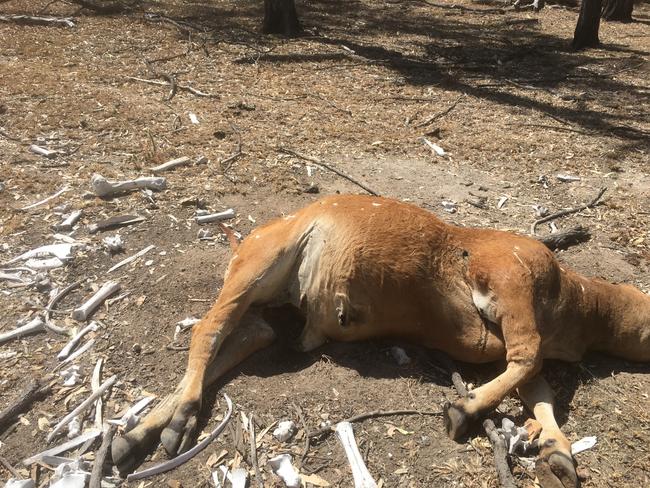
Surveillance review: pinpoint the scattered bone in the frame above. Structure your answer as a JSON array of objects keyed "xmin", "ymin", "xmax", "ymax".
[
  {"xmin": 150, "ymin": 156, "xmax": 191, "ymax": 174},
  {"xmin": 20, "ymin": 187, "xmax": 69, "ymax": 211},
  {"xmin": 0, "ymin": 14, "xmax": 75, "ymax": 27},
  {"xmin": 88, "ymin": 215, "xmax": 145, "ymax": 234},
  {"xmin": 24, "ymin": 430, "xmax": 101, "ymax": 465},
  {"xmin": 268, "ymin": 454, "xmax": 301, "ymax": 488},
  {"xmin": 5, "ymin": 243, "xmax": 73, "ymax": 266},
  {"xmin": 4, "ymin": 479, "xmax": 35, "ymax": 488},
  {"xmin": 335, "ymin": 422, "xmax": 377, "ymax": 488},
  {"xmin": 571, "ymin": 436, "xmax": 597, "ymax": 455},
  {"xmin": 556, "ymin": 174, "xmax": 581, "ymax": 182},
  {"xmin": 53, "ymin": 210, "xmax": 83, "ymax": 232},
  {"xmin": 0, "ymin": 317, "xmax": 45, "ymax": 344},
  {"xmin": 483, "ymin": 419, "xmax": 517, "ymax": 488},
  {"xmin": 107, "ymin": 245, "xmax": 154, "ymax": 273},
  {"xmin": 441, "ymin": 201, "xmax": 457, "ymax": 214},
  {"xmin": 229, "ymin": 468, "xmax": 249, "ymax": 488},
  {"xmin": 102, "ymin": 235, "xmax": 124, "ymax": 255},
  {"xmin": 72, "ymin": 282, "xmax": 121, "ymax": 321},
  {"xmin": 58, "ymin": 322, "xmax": 99, "ymax": 360},
  {"xmin": 60, "ymin": 366, "xmax": 82, "ymax": 387},
  {"xmin": 107, "ymin": 396, "xmax": 155, "ymax": 431},
  {"xmin": 173, "ymin": 316, "xmax": 200, "ymax": 341},
  {"xmin": 273, "ymin": 420, "xmax": 297, "ymax": 442},
  {"xmin": 67, "ymin": 416, "xmax": 82, "ymax": 439},
  {"xmin": 390, "ymin": 346, "xmax": 411, "ymax": 366},
  {"xmin": 189, "ymin": 113, "xmax": 199, "ymax": 124},
  {"xmin": 197, "ymin": 228, "xmax": 213, "ymax": 240},
  {"xmin": 47, "ymin": 376, "xmax": 117, "ymax": 442},
  {"xmin": 196, "ymin": 209, "xmax": 236, "ymax": 224},
  {"xmin": 56, "ymin": 339, "xmax": 95, "ymax": 369},
  {"xmin": 91, "ymin": 174, "xmax": 167, "ymax": 198},
  {"xmin": 126, "ymin": 395, "xmax": 233, "ymax": 482},
  {"xmin": 421, "ymin": 137, "xmax": 446, "ymax": 156},
  {"xmin": 497, "ymin": 196, "xmax": 509, "ymax": 209},
  {"xmin": 88, "ymin": 425, "xmax": 117, "ymax": 488},
  {"xmin": 91, "ymin": 359, "xmax": 104, "ymax": 429},
  {"xmin": 45, "ymin": 281, "xmax": 83, "ymax": 335},
  {"xmin": 30, "ymin": 145, "xmax": 57, "ymax": 159},
  {"xmin": 25, "ymin": 257, "xmax": 66, "ymax": 270},
  {"xmin": 532, "ymin": 205, "xmax": 549, "ymax": 217},
  {"xmin": 498, "ymin": 418, "xmax": 531, "ymax": 455},
  {"xmin": 549, "ymin": 222, "xmax": 559, "ymax": 234},
  {"xmin": 49, "ymin": 460, "xmax": 90, "ymax": 488}
]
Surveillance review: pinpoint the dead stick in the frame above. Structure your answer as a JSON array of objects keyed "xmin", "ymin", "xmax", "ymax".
[
  {"xmin": 292, "ymin": 402, "xmax": 310, "ymax": 467},
  {"xmin": 0, "ymin": 455, "xmax": 20, "ymax": 478},
  {"xmin": 310, "ymin": 409, "xmax": 441, "ymax": 440},
  {"xmin": 530, "ymin": 187, "xmax": 607, "ymax": 235},
  {"xmin": 88, "ymin": 424, "xmax": 117, "ymax": 488},
  {"xmin": 483, "ymin": 419, "xmax": 517, "ymax": 488},
  {"xmin": 278, "ymin": 147, "xmax": 379, "ymax": 196},
  {"xmin": 414, "ymin": 95, "xmax": 464, "ymax": 128},
  {"xmin": 431, "ymin": 351, "xmax": 467, "ymax": 397},
  {"xmin": 536, "ymin": 226, "xmax": 591, "ymax": 251},
  {"xmin": 0, "ymin": 380, "xmax": 51, "ymax": 432},
  {"xmin": 248, "ymin": 414, "xmax": 263, "ymax": 488}
]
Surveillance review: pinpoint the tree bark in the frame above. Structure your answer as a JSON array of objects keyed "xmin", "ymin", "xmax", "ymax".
[
  {"xmin": 262, "ymin": 0, "xmax": 301, "ymax": 36},
  {"xmin": 601, "ymin": 0, "xmax": 633, "ymax": 21},
  {"xmin": 573, "ymin": 0, "xmax": 603, "ymax": 49}
]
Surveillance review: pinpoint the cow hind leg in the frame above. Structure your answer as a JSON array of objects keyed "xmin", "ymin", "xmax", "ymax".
[
  {"xmin": 112, "ymin": 311, "xmax": 276, "ymax": 473},
  {"xmin": 518, "ymin": 375, "xmax": 579, "ymax": 488}
]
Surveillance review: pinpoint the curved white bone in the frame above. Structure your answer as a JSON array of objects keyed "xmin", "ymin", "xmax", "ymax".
[{"xmin": 335, "ymin": 422, "xmax": 377, "ymax": 488}]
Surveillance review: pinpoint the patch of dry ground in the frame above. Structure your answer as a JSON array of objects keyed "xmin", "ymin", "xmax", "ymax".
[{"xmin": 0, "ymin": 0, "xmax": 649, "ymax": 486}]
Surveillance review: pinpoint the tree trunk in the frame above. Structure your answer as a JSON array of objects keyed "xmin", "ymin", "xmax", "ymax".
[
  {"xmin": 262, "ymin": 0, "xmax": 301, "ymax": 36},
  {"xmin": 573, "ymin": 0, "xmax": 602, "ymax": 49},
  {"xmin": 601, "ymin": 0, "xmax": 633, "ymax": 21}
]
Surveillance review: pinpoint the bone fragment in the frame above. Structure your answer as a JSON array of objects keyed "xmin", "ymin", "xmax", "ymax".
[
  {"xmin": 556, "ymin": 174, "xmax": 581, "ymax": 182},
  {"xmin": 91, "ymin": 359, "xmax": 104, "ymax": 429},
  {"xmin": 102, "ymin": 235, "xmax": 123, "ymax": 254},
  {"xmin": 46, "ymin": 376, "xmax": 117, "ymax": 442},
  {"xmin": 72, "ymin": 282, "xmax": 121, "ymax": 321},
  {"xmin": 67, "ymin": 416, "xmax": 81, "ymax": 439},
  {"xmin": 268, "ymin": 454, "xmax": 301, "ymax": 488},
  {"xmin": 571, "ymin": 436, "xmax": 597, "ymax": 455},
  {"xmin": 126, "ymin": 394, "xmax": 233, "ymax": 482},
  {"xmin": 107, "ymin": 396, "xmax": 155, "ymax": 431},
  {"xmin": 20, "ymin": 187, "xmax": 69, "ymax": 211},
  {"xmin": 53, "ymin": 210, "xmax": 83, "ymax": 232},
  {"xmin": 91, "ymin": 174, "xmax": 166, "ymax": 198},
  {"xmin": 24, "ymin": 430, "xmax": 101, "ymax": 465},
  {"xmin": 49, "ymin": 460, "xmax": 90, "ymax": 488},
  {"xmin": 5, "ymin": 243, "xmax": 73, "ymax": 265},
  {"xmin": 335, "ymin": 422, "xmax": 377, "ymax": 488},
  {"xmin": 150, "ymin": 156, "xmax": 191, "ymax": 174},
  {"xmin": 195, "ymin": 208, "xmax": 235, "ymax": 224},
  {"xmin": 45, "ymin": 281, "xmax": 83, "ymax": 336},
  {"xmin": 55, "ymin": 339, "xmax": 95, "ymax": 369},
  {"xmin": 88, "ymin": 215, "xmax": 145, "ymax": 234},
  {"xmin": 29, "ymin": 144, "xmax": 57, "ymax": 158},
  {"xmin": 273, "ymin": 420, "xmax": 297, "ymax": 442},
  {"xmin": 4, "ymin": 479, "xmax": 35, "ymax": 488},
  {"xmin": 60, "ymin": 366, "xmax": 81, "ymax": 387},
  {"xmin": 421, "ymin": 137, "xmax": 445, "ymax": 156},
  {"xmin": 58, "ymin": 322, "xmax": 99, "ymax": 360},
  {"xmin": 229, "ymin": 468, "xmax": 249, "ymax": 488},
  {"xmin": 107, "ymin": 245, "xmax": 154, "ymax": 273},
  {"xmin": 0, "ymin": 317, "xmax": 45, "ymax": 344}
]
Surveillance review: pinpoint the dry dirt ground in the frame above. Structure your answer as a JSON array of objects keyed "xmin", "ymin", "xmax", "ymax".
[{"xmin": 1, "ymin": 0, "xmax": 649, "ymax": 486}]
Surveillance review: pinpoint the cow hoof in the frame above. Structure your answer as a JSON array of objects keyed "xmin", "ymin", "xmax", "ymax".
[
  {"xmin": 161, "ymin": 414, "xmax": 198, "ymax": 457},
  {"xmin": 536, "ymin": 451, "xmax": 579, "ymax": 488},
  {"xmin": 444, "ymin": 401, "xmax": 472, "ymax": 441}
]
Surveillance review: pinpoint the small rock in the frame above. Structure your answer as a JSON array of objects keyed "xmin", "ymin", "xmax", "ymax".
[
  {"xmin": 132, "ymin": 343, "xmax": 142, "ymax": 354},
  {"xmin": 304, "ymin": 183, "xmax": 320, "ymax": 194}
]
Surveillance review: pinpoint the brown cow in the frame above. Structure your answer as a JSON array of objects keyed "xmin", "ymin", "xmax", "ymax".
[{"xmin": 112, "ymin": 194, "xmax": 650, "ymax": 487}]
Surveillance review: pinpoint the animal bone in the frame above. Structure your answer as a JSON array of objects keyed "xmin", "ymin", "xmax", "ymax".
[
  {"xmin": 268, "ymin": 454, "xmax": 301, "ymax": 488},
  {"xmin": 88, "ymin": 215, "xmax": 145, "ymax": 234},
  {"xmin": 47, "ymin": 376, "xmax": 117, "ymax": 442},
  {"xmin": 5, "ymin": 243, "xmax": 73, "ymax": 265},
  {"xmin": 335, "ymin": 422, "xmax": 377, "ymax": 488},
  {"xmin": 53, "ymin": 210, "xmax": 83, "ymax": 232},
  {"xmin": 126, "ymin": 394, "xmax": 233, "ymax": 482},
  {"xmin": 102, "ymin": 235, "xmax": 123, "ymax": 254},
  {"xmin": 72, "ymin": 282, "xmax": 121, "ymax": 321},
  {"xmin": 20, "ymin": 186, "xmax": 69, "ymax": 210},
  {"xmin": 571, "ymin": 436, "xmax": 597, "ymax": 455},
  {"xmin": 58, "ymin": 322, "xmax": 99, "ymax": 360},
  {"xmin": 195, "ymin": 208, "xmax": 236, "ymax": 224},
  {"xmin": 4, "ymin": 479, "xmax": 35, "ymax": 488},
  {"xmin": 56, "ymin": 339, "xmax": 95, "ymax": 369},
  {"xmin": 107, "ymin": 396, "xmax": 155, "ymax": 431},
  {"xmin": 60, "ymin": 366, "xmax": 82, "ymax": 387},
  {"xmin": 91, "ymin": 174, "xmax": 166, "ymax": 198},
  {"xmin": 91, "ymin": 359, "xmax": 104, "ymax": 429},
  {"xmin": 24, "ymin": 430, "xmax": 101, "ymax": 465},
  {"xmin": 0, "ymin": 317, "xmax": 45, "ymax": 344},
  {"xmin": 107, "ymin": 245, "xmax": 154, "ymax": 273},
  {"xmin": 150, "ymin": 156, "xmax": 191, "ymax": 174},
  {"xmin": 273, "ymin": 420, "xmax": 297, "ymax": 442}
]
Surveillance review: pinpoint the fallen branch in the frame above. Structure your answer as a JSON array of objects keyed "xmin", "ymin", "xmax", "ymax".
[
  {"xmin": 126, "ymin": 394, "xmax": 233, "ymax": 481},
  {"xmin": 530, "ymin": 187, "xmax": 607, "ymax": 235},
  {"xmin": 431, "ymin": 350, "xmax": 467, "ymax": 397},
  {"xmin": 278, "ymin": 147, "xmax": 379, "ymax": 196},
  {"xmin": 536, "ymin": 226, "xmax": 591, "ymax": 251},
  {"xmin": 483, "ymin": 419, "xmax": 517, "ymax": 488},
  {"xmin": 310, "ymin": 408, "xmax": 441, "ymax": 440},
  {"xmin": 0, "ymin": 380, "xmax": 51, "ymax": 433},
  {"xmin": 0, "ymin": 14, "xmax": 75, "ymax": 27},
  {"xmin": 248, "ymin": 414, "xmax": 263, "ymax": 488},
  {"xmin": 414, "ymin": 95, "xmax": 463, "ymax": 129},
  {"xmin": 88, "ymin": 425, "xmax": 117, "ymax": 488},
  {"xmin": 0, "ymin": 455, "xmax": 20, "ymax": 478},
  {"xmin": 126, "ymin": 76, "xmax": 217, "ymax": 98}
]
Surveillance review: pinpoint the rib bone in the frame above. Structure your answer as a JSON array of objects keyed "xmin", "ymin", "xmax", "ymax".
[
  {"xmin": 91, "ymin": 174, "xmax": 167, "ymax": 198},
  {"xmin": 0, "ymin": 317, "xmax": 45, "ymax": 344},
  {"xmin": 335, "ymin": 421, "xmax": 377, "ymax": 488},
  {"xmin": 58, "ymin": 322, "xmax": 99, "ymax": 360},
  {"xmin": 72, "ymin": 282, "xmax": 121, "ymax": 321}
]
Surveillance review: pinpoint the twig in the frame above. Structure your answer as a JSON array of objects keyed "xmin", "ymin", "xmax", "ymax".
[
  {"xmin": 431, "ymin": 350, "xmax": 467, "ymax": 397},
  {"xmin": 248, "ymin": 414, "xmax": 263, "ymax": 488},
  {"xmin": 220, "ymin": 124, "xmax": 242, "ymax": 173},
  {"xmin": 310, "ymin": 409, "xmax": 441, "ymax": 440},
  {"xmin": 125, "ymin": 76, "xmax": 217, "ymax": 98},
  {"xmin": 278, "ymin": 147, "xmax": 379, "ymax": 196},
  {"xmin": 483, "ymin": 419, "xmax": 517, "ymax": 488},
  {"xmin": 0, "ymin": 455, "xmax": 20, "ymax": 478},
  {"xmin": 414, "ymin": 95, "xmax": 463, "ymax": 129},
  {"xmin": 536, "ymin": 226, "xmax": 591, "ymax": 251},
  {"xmin": 88, "ymin": 424, "xmax": 116, "ymax": 488},
  {"xmin": 292, "ymin": 402, "xmax": 310, "ymax": 467},
  {"xmin": 0, "ymin": 379, "xmax": 52, "ymax": 432},
  {"xmin": 530, "ymin": 187, "xmax": 607, "ymax": 235}
]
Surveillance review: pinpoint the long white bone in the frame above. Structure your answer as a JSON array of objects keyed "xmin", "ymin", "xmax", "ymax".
[
  {"xmin": 91, "ymin": 174, "xmax": 167, "ymax": 198},
  {"xmin": 0, "ymin": 317, "xmax": 45, "ymax": 344},
  {"xmin": 24, "ymin": 430, "xmax": 101, "ymax": 465},
  {"xmin": 335, "ymin": 422, "xmax": 377, "ymax": 488},
  {"xmin": 46, "ymin": 376, "xmax": 117, "ymax": 442},
  {"xmin": 150, "ymin": 156, "xmax": 191, "ymax": 174},
  {"xmin": 57, "ymin": 322, "xmax": 99, "ymax": 360},
  {"xmin": 53, "ymin": 210, "xmax": 83, "ymax": 232},
  {"xmin": 195, "ymin": 208, "xmax": 235, "ymax": 224},
  {"xmin": 72, "ymin": 282, "xmax": 120, "ymax": 321}
]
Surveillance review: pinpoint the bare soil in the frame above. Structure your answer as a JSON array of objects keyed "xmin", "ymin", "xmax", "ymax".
[{"xmin": 1, "ymin": 0, "xmax": 649, "ymax": 487}]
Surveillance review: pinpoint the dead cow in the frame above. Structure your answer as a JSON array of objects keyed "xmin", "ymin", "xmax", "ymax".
[{"xmin": 112, "ymin": 195, "xmax": 650, "ymax": 487}]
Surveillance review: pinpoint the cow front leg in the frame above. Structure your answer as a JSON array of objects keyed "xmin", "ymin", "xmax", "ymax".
[
  {"xmin": 112, "ymin": 311, "xmax": 276, "ymax": 472},
  {"xmin": 518, "ymin": 375, "xmax": 579, "ymax": 488}
]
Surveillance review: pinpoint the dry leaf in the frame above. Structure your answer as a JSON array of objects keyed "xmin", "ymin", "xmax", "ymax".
[{"xmin": 301, "ymin": 473, "xmax": 330, "ymax": 486}]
